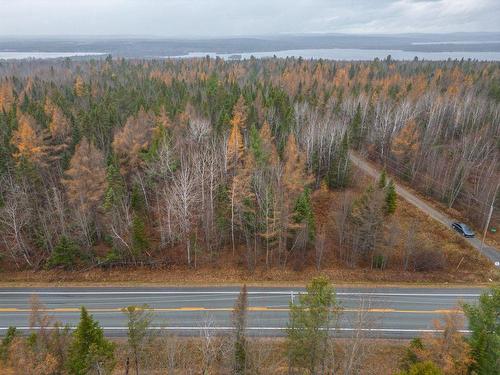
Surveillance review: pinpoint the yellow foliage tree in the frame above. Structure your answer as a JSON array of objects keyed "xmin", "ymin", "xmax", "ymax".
[
  {"xmin": 391, "ymin": 119, "xmax": 421, "ymax": 166},
  {"xmin": 44, "ymin": 99, "xmax": 71, "ymax": 141},
  {"xmin": 112, "ymin": 108, "xmax": 155, "ymax": 174},
  {"xmin": 226, "ymin": 96, "xmax": 247, "ymax": 168},
  {"xmin": 0, "ymin": 79, "xmax": 15, "ymax": 112},
  {"xmin": 412, "ymin": 314, "xmax": 473, "ymax": 375},
  {"xmin": 259, "ymin": 121, "xmax": 279, "ymax": 167},
  {"xmin": 63, "ymin": 137, "xmax": 107, "ymax": 214},
  {"xmin": 11, "ymin": 113, "xmax": 47, "ymax": 166},
  {"xmin": 282, "ymin": 133, "xmax": 311, "ymax": 198},
  {"xmin": 74, "ymin": 76, "xmax": 86, "ymax": 97}
]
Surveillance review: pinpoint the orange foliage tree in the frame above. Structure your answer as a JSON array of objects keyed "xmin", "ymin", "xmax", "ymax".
[
  {"xmin": 0, "ymin": 79, "xmax": 15, "ymax": 112},
  {"xmin": 63, "ymin": 137, "xmax": 107, "ymax": 214},
  {"xmin": 11, "ymin": 113, "xmax": 47, "ymax": 166},
  {"xmin": 112, "ymin": 108, "xmax": 156, "ymax": 175}
]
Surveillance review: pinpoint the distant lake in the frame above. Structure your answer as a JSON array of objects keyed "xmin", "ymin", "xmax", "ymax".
[
  {"xmin": 0, "ymin": 52, "xmax": 105, "ymax": 60},
  {"xmin": 170, "ymin": 48, "xmax": 500, "ymax": 61}
]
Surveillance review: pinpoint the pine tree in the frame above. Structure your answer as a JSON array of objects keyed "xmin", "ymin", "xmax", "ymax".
[
  {"xmin": 67, "ymin": 307, "xmax": 115, "ymax": 375},
  {"xmin": 378, "ymin": 169, "xmax": 387, "ymax": 189},
  {"xmin": 103, "ymin": 160, "xmax": 125, "ymax": 210},
  {"xmin": 349, "ymin": 104, "xmax": 362, "ymax": 149},
  {"xmin": 286, "ymin": 277, "xmax": 340, "ymax": 374},
  {"xmin": 131, "ymin": 213, "xmax": 149, "ymax": 255},
  {"xmin": 46, "ymin": 236, "xmax": 80, "ymax": 270},
  {"xmin": 292, "ymin": 188, "xmax": 316, "ymax": 242},
  {"xmin": 233, "ymin": 285, "xmax": 248, "ymax": 375},
  {"xmin": 462, "ymin": 286, "xmax": 500, "ymax": 375},
  {"xmin": 385, "ymin": 179, "xmax": 397, "ymax": 215}
]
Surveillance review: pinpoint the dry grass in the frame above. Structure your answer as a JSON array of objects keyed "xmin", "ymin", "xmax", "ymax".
[
  {"xmin": 0, "ymin": 264, "xmax": 497, "ymax": 288},
  {"xmin": 0, "ymin": 337, "xmax": 406, "ymax": 375},
  {"xmin": 112, "ymin": 337, "xmax": 406, "ymax": 375}
]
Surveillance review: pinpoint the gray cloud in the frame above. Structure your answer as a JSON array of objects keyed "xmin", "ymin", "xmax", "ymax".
[{"xmin": 0, "ymin": 0, "xmax": 498, "ymax": 36}]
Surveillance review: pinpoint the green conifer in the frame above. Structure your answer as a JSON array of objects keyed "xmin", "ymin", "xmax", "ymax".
[{"xmin": 67, "ymin": 307, "xmax": 115, "ymax": 375}]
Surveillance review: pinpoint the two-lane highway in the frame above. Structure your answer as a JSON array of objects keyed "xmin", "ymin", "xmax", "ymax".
[{"xmin": 0, "ymin": 287, "xmax": 482, "ymax": 339}]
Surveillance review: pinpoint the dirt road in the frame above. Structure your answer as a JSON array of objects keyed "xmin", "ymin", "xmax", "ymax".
[{"xmin": 350, "ymin": 153, "xmax": 500, "ymax": 265}]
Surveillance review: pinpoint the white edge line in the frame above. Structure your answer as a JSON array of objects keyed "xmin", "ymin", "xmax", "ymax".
[
  {"xmin": 0, "ymin": 291, "xmax": 481, "ymax": 297},
  {"xmin": 0, "ymin": 326, "xmax": 472, "ymax": 333}
]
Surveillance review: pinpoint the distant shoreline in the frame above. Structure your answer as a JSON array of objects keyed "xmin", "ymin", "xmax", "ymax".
[{"xmin": 168, "ymin": 48, "xmax": 500, "ymax": 61}]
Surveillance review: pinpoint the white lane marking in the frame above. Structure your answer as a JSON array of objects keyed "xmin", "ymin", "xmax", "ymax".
[
  {"xmin": 0, "ymin": 291, "xmax": 482, "ymax": 297},
  {"xmin": 0, "ymin": 326, "xmax": 472, "ymax": 333}
]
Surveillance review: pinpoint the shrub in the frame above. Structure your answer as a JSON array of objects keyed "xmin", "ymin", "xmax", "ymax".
[{"xmin": 46, "ymin": 236, "xmax": 80, "ymax": 270}]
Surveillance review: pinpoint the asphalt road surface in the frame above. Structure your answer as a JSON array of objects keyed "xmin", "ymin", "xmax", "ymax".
[
  {"xmin": 0, "ymin": 287, "xmax": 483, "ymax": 339},
  {"xmin": 349, "ymin": 153, "xmax": 500, "ymax": 265}
]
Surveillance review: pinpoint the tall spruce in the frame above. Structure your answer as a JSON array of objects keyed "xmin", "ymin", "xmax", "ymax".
[
  {"xmin": 385, "ymin": 179, "xmax": 397, "ymax": 215},
  {"xmin": 462, "ymin": 286, "xmax": 500, "ymax": 375},
  {"xmin": 349, "ymin": 104, "xmax": 362, "ymax": 149},
  {"xmin": 67, "ymin": 307, "xmax": 115, "ymax": 375}
]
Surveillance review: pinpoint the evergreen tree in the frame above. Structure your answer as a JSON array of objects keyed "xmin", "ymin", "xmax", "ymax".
[
  {"xmin": 326, "ymin": 131, "xmax": 350, "ymax": 189},
  {"xmin": 0, "ymin": 326, "xmax": 16, "ymax": 362},
  {"xmin": 293, "ymin": 188, "xmax": 316, "ymax": 242},
  {"xmin": 46, "ymin": 236, "xmax": 80, "ymax": 270},
  {"xmin": 286, "ymin": 277, "xmax": 340, "ymax": 374},
  {"xmin": 131, "ymin": 213, "xmax": 149, "ymax": 255},
  {"xmin": 378, "ymin": 168, "xmax": 387, "ymax": 189},
  {"xmin": 67, "ymin": 307, "xmax": 115, "ymax": 375},
  {"xmin": 130, "ymin": 183, "xmax": 145, "ymax": 212},
  {"xmin": 385, "ymin": 179, "xmax": 397, "ymax": 215},
  {"xmin": 349, "ymin": 104, "xmax": 362, "ymax": 149},
  {"xmin": 103, "ymin": 160, "xmax": 125, "ymax": 211},
  {"xmin": 462, "ymin": 286, "xmax": 500, "ymax": 375}
]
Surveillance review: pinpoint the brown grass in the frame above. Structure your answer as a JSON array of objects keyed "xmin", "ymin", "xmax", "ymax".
[{"xmin": 0, "ymin": 337, "xmax": 406, "ymax": 375}]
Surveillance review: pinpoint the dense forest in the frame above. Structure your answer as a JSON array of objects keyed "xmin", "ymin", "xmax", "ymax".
[{"xmin": 0, "ymin": 57, "xmax": 498, "ymax": 273}]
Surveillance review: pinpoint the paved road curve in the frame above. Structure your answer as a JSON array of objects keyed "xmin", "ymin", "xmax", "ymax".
[
  {"xmin": 350, "ymin": 153, "xmax": 500, "ymax": 265},
  {"xmin": 0, "ymin": 287, "xmax": 482, "ymax": 339}
]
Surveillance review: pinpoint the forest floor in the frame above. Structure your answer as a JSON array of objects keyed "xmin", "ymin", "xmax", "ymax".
[{"xmin": 1, "ymin": 164, "xmax": 497, "ymax": 287}]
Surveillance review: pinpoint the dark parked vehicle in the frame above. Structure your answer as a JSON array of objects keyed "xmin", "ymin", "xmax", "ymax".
[{"xmin": 452, "ymin": 222, "xmax": 475, "ymax": 238}]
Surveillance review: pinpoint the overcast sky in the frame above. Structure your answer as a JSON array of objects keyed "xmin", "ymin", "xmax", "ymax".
[{"xmin": 0, "ymin": 0, "xmax": 499, "ymax": 37}]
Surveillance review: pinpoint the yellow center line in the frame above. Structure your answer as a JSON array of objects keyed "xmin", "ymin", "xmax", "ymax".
[{"xmin": 0, "ymin": 307, "xmax": 462, "ymax": 314}]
